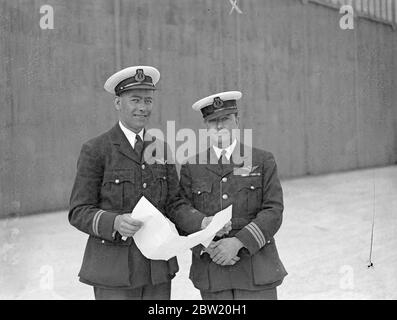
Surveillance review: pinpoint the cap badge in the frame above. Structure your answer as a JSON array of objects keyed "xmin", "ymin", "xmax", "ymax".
[
  {"xmin": 134, "ymin": 69, "xmax": 145, "ymax": 82},
  {"xmin": 213, "ymin": 97, "xmax": 224, "ymax": 109}
]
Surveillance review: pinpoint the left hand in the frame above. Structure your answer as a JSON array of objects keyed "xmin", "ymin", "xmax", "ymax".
[{"xmin": 209, "ymin": 238, "xmax": 244, "ymax": 266}]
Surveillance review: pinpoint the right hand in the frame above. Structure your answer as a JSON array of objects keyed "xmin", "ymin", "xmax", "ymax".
[
  {"xmin": 216, "ymin": 221, "xmax": 232, "ymax": 237},
  {"xmin": 113, "ymin": 214, "xmax": 143, "ymax": 238}
]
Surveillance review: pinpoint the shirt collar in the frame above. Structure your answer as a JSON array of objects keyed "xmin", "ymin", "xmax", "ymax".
[
  {"xmin": 212, "ymin": 139, "xmax": 237, "ymax": 161},
  {"xmin": 118, "ymin": 121, "xmax": 144, "ymax": 149}
]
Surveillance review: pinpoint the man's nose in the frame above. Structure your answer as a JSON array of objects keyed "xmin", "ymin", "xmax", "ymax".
[
  {"xmin": 137, "ymin": 102, "xmax": 146, "ymax": 112},
  {"xmin": 216, "ymin": 120, "xmax": 224, "ymax": 130}
]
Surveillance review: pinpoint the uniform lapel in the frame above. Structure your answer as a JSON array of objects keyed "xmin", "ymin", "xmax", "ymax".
[
  {"xmin": 222, "ymin": 162, "xmax": 236, "ymax": 177},
  {"xmin": 223, "ymin": 143, "xmax": 249, "ymax": 177},
  {"xmin": 109, "ymin": 123, "xmax": 142, "ymax": 164},
  {"xmin": 142, "ymin": 131, "xmax": 160, "ymax": 164},
  {"xmin": 204, "ymin": 147, "xmax": 224, "ymax": 176}
]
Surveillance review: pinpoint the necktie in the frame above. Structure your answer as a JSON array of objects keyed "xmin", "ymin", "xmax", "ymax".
[
  {"xmin": 218, "ymin": 150, "xmax": 228, "ymax": 166},
  {"xmin": 134, "ymin": 134, "xmax": 144, "ymax": 160}
]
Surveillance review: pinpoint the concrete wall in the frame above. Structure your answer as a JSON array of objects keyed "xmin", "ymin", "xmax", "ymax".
[{"xmin": 0, "ymin": 0, "xmax": 396, "ymax": 217}]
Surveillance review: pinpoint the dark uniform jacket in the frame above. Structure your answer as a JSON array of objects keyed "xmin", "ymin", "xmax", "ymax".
[
  {"xmin": 178, "ymin": 144, "xmax": 288, "ymax": 292},
  {"xmin": 69, "ymin": 123, "xmax": 205, "ymax": 289}
]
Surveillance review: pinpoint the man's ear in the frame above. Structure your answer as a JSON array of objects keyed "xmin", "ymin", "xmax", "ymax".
[{"xmin": 114, "ymin": 96, "xmax": 121, "ymax": 111}]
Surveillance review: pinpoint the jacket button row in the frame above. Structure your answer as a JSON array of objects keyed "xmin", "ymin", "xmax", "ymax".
[
  {"xmin": 197, "ymin": 191, "xmax": 201, "ymax": 195},
  {"xmin": 115, "ymin": 179, "xmax": 120, "ymax": 184},
  {"xmin": 250, "ymin": 185, "xmax": 255, "ymax": 190},
  {"xmin": 141, "ymin": 164, "xmax": 145, "ymax": 170},
  {"xmin": 222, "ymin": 194, "xmax": 228, "ymax": 200},
  {"xmin": 222, "ymin": 177, "xmax": 228, "ymax": 183},
  {"xmin": 143, "ymin": 183, "xmax": 147, "ymax": 189}
]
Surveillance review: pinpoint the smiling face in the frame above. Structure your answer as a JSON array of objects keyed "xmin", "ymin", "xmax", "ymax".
[{"xmin": 115, "ymin": 89, "xmax": 154, "ymax": 133}]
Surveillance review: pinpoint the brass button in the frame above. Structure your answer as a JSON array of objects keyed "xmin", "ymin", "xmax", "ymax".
[
  {"xmin": 250, "ymin": 185, "xmax": 255, "ymax": 190},
  {"xmin": 101, "ymin": 240, "xmax": 105, "ymax": 244},
  {"xmin": 143, "ymin": 183, "xmax": 147, "ymax": 189},
  {"xmin": 115, "ymin": 179, "xmax": 120, "ymax": 184},
  {"xmin": 222, "ymin": 194, "xmax": 228, "ymax": 200},
  {"xmin": 222, "ymin": 177, "xmax": 228, "ymax": 183},
  {"xmin": 141, "ymin": 164, "xmax": 145, "ymax": 170},
  {"xmin": 197, "ymin": 191, "xmax": 201, "ymax": 195}
]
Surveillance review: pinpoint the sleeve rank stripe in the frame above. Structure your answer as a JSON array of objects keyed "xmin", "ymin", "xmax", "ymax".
[
  {"xmin": 245, "ymin": 223, "xmax": 264, "ymax": 247},
  {"xmin": 92, "ymin": 210, "xmax": 105, "ymax": 236},
  {"xmin": 246, "ymin": 222, "xmax": 265, "ymax": 247},
  {"xmin": 95, "ymin": 210, "xmax": 105, "ymax": 236},
  {"xmin": 250, "ymin": 222, "xmax": 266, "ymax": 246}
]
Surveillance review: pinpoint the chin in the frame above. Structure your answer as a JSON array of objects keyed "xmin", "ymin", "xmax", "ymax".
[{"xmin": 133, "ymin": 119, "xmax": 147, "ymax": 126}]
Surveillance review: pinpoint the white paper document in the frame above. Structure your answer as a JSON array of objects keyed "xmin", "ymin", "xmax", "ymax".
[{"xmin": 124, "ymin": 196, "xmax": 232, "ymax": 260}]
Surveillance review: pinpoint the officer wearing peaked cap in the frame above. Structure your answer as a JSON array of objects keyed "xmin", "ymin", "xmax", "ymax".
[
  {"xmin": 69, "ymin": 66, "xmax": 209, "ymax": 300},
  {"xmin": 177, "ymin": 91, "xmax": 287, "ymax": 300}
]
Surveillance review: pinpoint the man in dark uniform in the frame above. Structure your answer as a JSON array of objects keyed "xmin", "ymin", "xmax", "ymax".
[
  {"xmin": 178, "ymin": 91, "xmax": 287, "ymax": 300},
  {"xmin": 68, "ymin": 66, "xmax": 216, "ymax": 300}
]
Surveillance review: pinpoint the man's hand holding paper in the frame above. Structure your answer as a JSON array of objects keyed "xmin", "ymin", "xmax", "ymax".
[
  {"xmin": 201, "ymin": 218, "xmax": 232, "ymax": 238},
  {"xmin": 114, "ymin": 214, "xmax": 143, "ymax": 238},
  {"xmin": 128, "ymin": 196, "xmax": 233, "ymax": 260}
]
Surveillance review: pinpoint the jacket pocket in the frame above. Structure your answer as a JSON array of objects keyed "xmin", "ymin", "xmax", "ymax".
[
  {"xmin": 251, "ymin": 242, "xmax": 287, "ymax": 285},
  {"xmin": 191, "ymin": 181, "xmax": 213, "ymax": 213},
  {"xmin": 102, "ymin": 170, "xmax": 135, "ymax": 211},
  {"xmin": 189, "ymin": 254, "xmax": 210, "ymax": 291},
  {"xmin": 149, "ymin": 257, "xmax": 180, "ymax": 285},
  {"xmin": 78, "ymin": 236, "xmax": 132, "ymax": 287},
  {"xmin": 236, "ymin": 177, "xmax": 263, "ymax": 213}
]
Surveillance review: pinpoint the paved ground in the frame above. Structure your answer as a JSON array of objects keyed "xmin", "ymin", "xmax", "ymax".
[{"xmin": 1, "ymin": 166, "xmax": 396, "ymax": 300}]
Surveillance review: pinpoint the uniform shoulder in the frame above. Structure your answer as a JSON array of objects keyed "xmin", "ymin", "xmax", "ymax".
[
  {"xmin": 250, "ymin": 146, "xmax": 275, "ymax": 162},
  {"xmin": 81, "ymin": 127, "xmax": 113, "ymax": 152}
]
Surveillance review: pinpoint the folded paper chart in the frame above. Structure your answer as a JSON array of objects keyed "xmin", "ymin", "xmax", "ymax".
[{"xmin": 123, "ymin": 196, "xmax": 232, "ymax": 260}]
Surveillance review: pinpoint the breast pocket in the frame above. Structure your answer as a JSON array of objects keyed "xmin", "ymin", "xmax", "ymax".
[
  {"xmin": 191, "ymin": 181, "xmax": 213, "ymax": 213},
  {"xmin": 101, "ymin": 170, "xmax": 135, "ymax": 211},
  {"xmin": 236, "ymin": 177, "xmax": 263, "ymax": 214}
]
